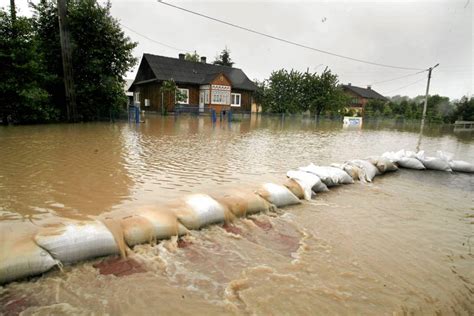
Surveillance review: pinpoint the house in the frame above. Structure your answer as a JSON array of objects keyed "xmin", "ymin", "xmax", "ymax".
[
  {"xmin": 123, "ymin": 79, "xmax": 134, "ymax": 105},
  {"xmin": 342, "ymin": 83, "xmax": 387, "ymax": 114},
  {"xmin": 128, "ymin": 53, "xmax": 257, "ymax": 113}
]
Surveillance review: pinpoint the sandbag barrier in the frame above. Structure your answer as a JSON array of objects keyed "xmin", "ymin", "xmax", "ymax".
[{"xmin": 1, "ymin": 150, "xmax": 472, "ymax": 285}]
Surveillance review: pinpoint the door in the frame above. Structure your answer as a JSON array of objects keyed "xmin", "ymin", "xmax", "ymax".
[{"xmin": 199, "ymin": 91, "xmax": 205, "ymax": 112}]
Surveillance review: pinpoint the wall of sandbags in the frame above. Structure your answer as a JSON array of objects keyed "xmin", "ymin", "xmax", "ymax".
[{"xmin": 1, "ymin": 150, "xmax": 472, "ymax": 285}]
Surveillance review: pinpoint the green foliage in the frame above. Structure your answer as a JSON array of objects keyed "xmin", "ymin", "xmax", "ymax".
[
  {"xmin": 33, "ymin": 0, "xmax": 137, "ymax": 121},
  {"xmin": 365, "ymin": 94, "xmax": 460, "ymax": 123},
  {"xmin": 185, "ymin": 51, "xmax": 200, "ymax": 62},
  {"xmin": 160, "ymin": 79, "xmax": 186, "ymax": 103},
  {"xmin": 0, "ymin": 8, "xmax": 58, "ymax": 123},
  {"xmin": 451, "ymin": 97, "xmax": 474, "ymax": 121},
  {"xmin": 213, "ymin": 47, "xmax": 234, "ymax": 67},
  {"xmin": 258, "ymin": 68, "xmax": 346, "ymax": 115}
]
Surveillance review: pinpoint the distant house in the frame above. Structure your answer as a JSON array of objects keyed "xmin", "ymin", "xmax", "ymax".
[
  {"xmin": 128, "ymin": 53, "xmax": 257, "ymax": 113},
  {"xmin": 342, "ymin": 84, "xmax": 387, "ymax": 114}
]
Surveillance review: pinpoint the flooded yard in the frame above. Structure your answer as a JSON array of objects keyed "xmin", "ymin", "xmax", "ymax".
[{"xmin": 0, "ymin": 115, "xmax": 473, "ymax": 314}]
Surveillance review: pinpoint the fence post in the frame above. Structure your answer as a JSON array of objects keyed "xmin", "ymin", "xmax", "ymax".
[
  {"xmin": 135, "ymin": 105, "xmax": 140, "ymax": 123},
  {"xmin": 211, "ymin": 109, "xmax": 217, "ymax": 123}
]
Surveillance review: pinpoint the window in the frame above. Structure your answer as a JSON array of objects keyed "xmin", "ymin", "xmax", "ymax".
[
  {"xmin": 211, "ymin": 90, "xmax": 230, "ymax": 105},
  {"xmin": 144, "ymin": 99, "xmax": 150, "ymax": 107},
  {"xmin": 231, "ymin": 93, "xmax": 241, "ymax": 107},
  {"xmin": 176, "ymin": 88, "xmax": 189, "ymax": 104}
]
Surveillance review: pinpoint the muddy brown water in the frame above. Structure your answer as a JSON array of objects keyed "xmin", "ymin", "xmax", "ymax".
[{"xmin": 0, "ymin": 115, "xmax": 473, "ymax": 315}]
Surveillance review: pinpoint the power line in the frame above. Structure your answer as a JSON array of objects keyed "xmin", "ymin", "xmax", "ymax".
[
  {"xmin": 157, "ymin": 0, "xmax": 425, "ymax": 71},
  {"xmin": 370, "ymin": 70, "xmax": 427, "ymax": 86},
  {"xmin": 120, "ymin": 23, "xmax": 191, "ymax": 53},
  {"xmin": 382, "ymin": 77, "xmax": 426, "ymax": 95}
]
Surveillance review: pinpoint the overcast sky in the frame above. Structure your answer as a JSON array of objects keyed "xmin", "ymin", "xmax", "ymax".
[{"xmin": 3, "ymin": 0, "xmax": 473, "ymax": 99}]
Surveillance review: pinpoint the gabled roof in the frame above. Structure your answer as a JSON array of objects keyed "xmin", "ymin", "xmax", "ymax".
[
  {"xmin": 342, "ymin": 84, "xmax": 386, "ymax": 100},
  {"xmin": 131, "ymin": 54, "xmax": 257, "ymax": 91}
]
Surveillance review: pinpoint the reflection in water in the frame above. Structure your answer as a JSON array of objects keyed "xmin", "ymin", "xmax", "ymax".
[
  {"xmin": 0, "ymin": 115, "xmax": 473, "ymax": 314},
  {"xmin": 0, "ymin": 115, "xmax": 472, "ymax": 219}
]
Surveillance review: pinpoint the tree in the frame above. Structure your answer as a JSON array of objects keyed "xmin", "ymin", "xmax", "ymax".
[
  {"xmin": 451, "ymin": 97, "xmax": 474, "ymax": 122},
  {"xmin": 0, "ymin": 7, "xmax": 57, "ymax": 124},
  {"xmin": 213, "ymin": 47, "xmax": 234, "ymax": 67},
  {"xmin": 33, "ymin": 0, "xmax": 137, "ymax": 121},
  {"xmin": 259, "ymin": 68, "xmax": 346, "ymax": 115},
  {"xmin": 185, "ymin": 50, "xmax": 200, "ymax": 62},
  {"xmin": 159, "ymin": 79, "xmax": 186, "ymax": 115}
]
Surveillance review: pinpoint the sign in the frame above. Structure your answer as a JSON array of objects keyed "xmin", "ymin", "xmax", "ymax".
[{"xmin": 343, "ymin": 116, "xmax": 363, "ymax": 127}]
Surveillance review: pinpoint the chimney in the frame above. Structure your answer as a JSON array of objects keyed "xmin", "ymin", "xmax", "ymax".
[
  {"xmin": 200, "ymin": 56, "xmax": 206, "ymax": 63},
  {"xmin": 348, "ymin": 83, "xmax": 351, "ymax": 86},
  {"xmin": 178, "ymin": 53, "xmax": 185, "ymax": 60},
  {"xmin": 367, "ymin": 85, "xmax": 372, "ymax": 90}
]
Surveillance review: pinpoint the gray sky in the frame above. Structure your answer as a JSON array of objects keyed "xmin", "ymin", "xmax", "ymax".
[{"xmin": 4, "ymin": 0, "xmax": 473, "ymax": 99}]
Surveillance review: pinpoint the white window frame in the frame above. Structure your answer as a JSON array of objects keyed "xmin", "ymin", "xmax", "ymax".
[
  {"xmin": 231, "ymin": 93, "xmax": 241, "ymax": 107},
  {"xmin": 134, "ymin": 92, "xmax": 140, "ymax": 104},
  {"xmin": 211, "ymin": 89, "xmax": 231, "ymax": 105},
  {"xmin": 176, "ymin": 88, "xmax": 189, "ymax": 104}
]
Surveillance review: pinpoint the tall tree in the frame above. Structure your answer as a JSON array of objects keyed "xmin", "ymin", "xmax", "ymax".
[
  {"xmin": 213, "ymin": 47, "xmax": 234, "ymax": 67},
  {"xmin": 33, "ymin": 0, "xmax": 137, "ymax": 121},
  {"xmin": 0, "ymin": 7, "xmax": 56, "ymax": 124}
]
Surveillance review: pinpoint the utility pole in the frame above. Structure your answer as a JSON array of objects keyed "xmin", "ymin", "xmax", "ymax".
[
  {"xmin": 10, "ymin": 0, "xmax": 16, "ymax": 22},
  {"xmin": 57, "ymin": 0, "xmax": 77, "ymax": 122},
  {"xmin": 416, "ymin": 63, "xmax": 439, "ymax": 151}
]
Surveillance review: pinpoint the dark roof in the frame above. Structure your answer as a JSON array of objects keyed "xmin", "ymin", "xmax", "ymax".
[
  {"xmin": 342, "ymin": 84, "xmax": 386, "ymax": 100},
  {"xmin": 132, "ymin": 54, "xmax": 257, "ymax": 91}
]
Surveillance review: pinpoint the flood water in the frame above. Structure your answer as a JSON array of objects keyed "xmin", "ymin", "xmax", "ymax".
[{"xmin": 0, "ymin": 115, "xmax": 473, "ymax": 315}]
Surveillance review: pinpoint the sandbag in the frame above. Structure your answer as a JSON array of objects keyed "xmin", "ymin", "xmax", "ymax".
[
  {"xmin": 287, "ymin": 170, "xmax": 324, "ymax": 199},
  {"xmin": 415, "ymin": 151, "xmax": 451, "ymax": 171},
  {"xmin": 299, "ymin": 164, "xmax": 354, "ymax": 186},
  {"xmin": 120, "ymin": 208, "xmax": 188, "ymax": 246},
  {"xmin": 256, "ymin": 183, "xmax": 301, "ymax": 207},
  {"xmin": 331, "ymin": 163, "xmax": 366, "ymax": 182},
  {"xmin": 347, "ymin": 159, "xmax": 379, "ymax": 182},
  {"xmin": 449, "ymin": 160, "xmax": 474, "ymax": 173},
  {"xmin": 34, "ymin": 220, "xmax": 119, "ymax": 264},
  {"xmin": 367, "ymin": 156, "xmax": 398, "ymax": 173},
  {"xmin": 397, "ymin": 157, "xmax": 426, "ymax": 170},
  {"xmin": 171, "ymin": 194, "xmax": 229, "ymax": 230},
  {"xmin": 0, "ymin": 236, "xmax": 58, "ymax": 284},
  {"xmin": 214, "ymin": 191, "xmax": 274, "ymax": 218},
  {"xmin": 293, "ymin": 170, "xmax": 329, "ymax": 192},
  {"xmin": 381, "ymin": 150, "xmax": 405, "ymax": 163},
  {"xmin": 283, "ymin": 178, "xmax": 305, "ymax": 199}
]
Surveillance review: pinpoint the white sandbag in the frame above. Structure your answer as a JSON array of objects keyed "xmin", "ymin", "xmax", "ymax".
[
  {"xmin": 256, "ymin": 183, "xmax": 301, "ymax": 207},
  {"xmin": 215, "ymin": 191, "xmax": 274, "ymax": 218},
  {"xmin": 299, "ymin": 164, "xmax": 354, "ymax": 186},
  {"xmin": 331, "ymin": 163, "xmax": 366, "ymax": 183},
  {"xmin": 436, "ymin": 150, "xmax": 454, "ymax": 162},
  {"xmin": 382, "ymin": 149, "xmax": 414, "ymax": 163},
  {"xmin": 283, "ymin": 178, "xmax": 305, "ymax": 199},
  {"xmin": 449, "ymin": 160, "xmax": 474, "ymax": 173},
  {"xmin": 347, "ymin": 159, "xmax": 379, "ymax": 182},
  {"xmin": 367, "ymin": 156, "xmax": 398, "ymax": 173},
  {"xmin": 287, "ymin": 170, "xmax": 323, "ymax": 200},
  {"xmin": 397, "ymin": 157, "xmax": 426, "ymax": 170},
  {"xmin": 121, "ymin": 208, "xmax": 188, "ymax": 246},
  {"xmin": 415, "ymin": 151, "xmax": 452, "ymax": 171},
  {"xmin": 35, "ymin": 220, "xmax": 119, "ymax": 264},
  {"xmin": 0, "ymin": 236, "xmax": 58, "ymax": 284},
  {"xmin": 171, "ymin": 194, "xmax": 228, "ymax": 230}
]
